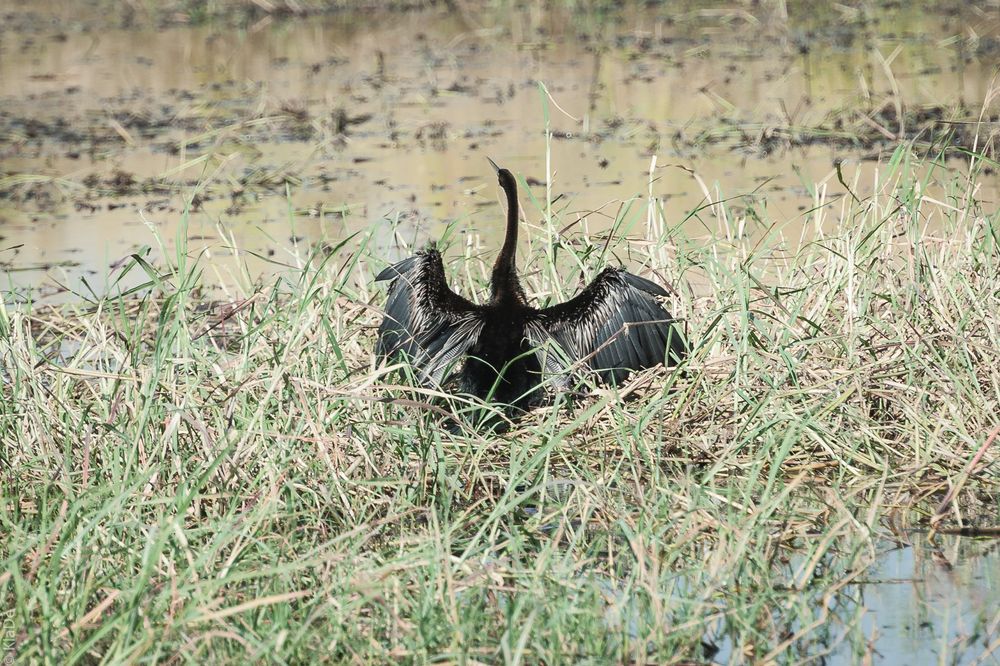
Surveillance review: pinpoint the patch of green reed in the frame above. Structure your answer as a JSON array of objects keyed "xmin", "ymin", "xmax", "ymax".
[{"xmin": 1, "ymin": 144, "xmax": 998, "ymax": 664}]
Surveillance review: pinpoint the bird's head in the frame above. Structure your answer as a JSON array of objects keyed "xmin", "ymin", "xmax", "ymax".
[{"xmin": 487, "ymin": 157, "xmax": 517, "ymax": 194}]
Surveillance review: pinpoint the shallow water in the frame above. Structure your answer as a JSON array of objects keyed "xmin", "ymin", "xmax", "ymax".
[
  {"xmin": 2, "ymin": 1, "xmax": 999, "ymax": 299},
  {"xmin": 845, "ymin": 536, "xmax": 999, "ymax": 665},
  {"xmin": 521, "ymin": 487, "xmax": 999, "ymax": 663},
  {"xmin": 495, "ymin": 512, "xmax": 1000, "ymax": 663},
  {"xmin": 606, "ymin": 533, "xmax": 999, "ymax": 663},
  {"xmin": 767, "ymin": 534, "xmax": 1000, "ymax": 665}
]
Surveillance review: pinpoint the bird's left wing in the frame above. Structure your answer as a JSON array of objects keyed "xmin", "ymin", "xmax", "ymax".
[
  {"xmin": 529, "ymin": 267, "xmax": 687, "ymax": 385},
  {"xmin": 375, "ymin": 249, "xmax": 483, "ymax": 386}
]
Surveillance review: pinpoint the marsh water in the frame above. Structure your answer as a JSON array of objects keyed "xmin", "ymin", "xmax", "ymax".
[
  {"xmin": 745, "ymin": 535, "xmax": 999, "ymax": 664},
  {"xmin": 526, "ymin": 493, "xmax": 999, "ymax": 663},
  {"xmin": 849, "ymin": 537, "xmax": 999, "ymax": 665},
  {"xmin": 2, "ymin": 1, "xmax": 999, "ymax": 300},
  {"xmin": 657, "ymin": 534, "xmax": 999, "ymax": 664}
]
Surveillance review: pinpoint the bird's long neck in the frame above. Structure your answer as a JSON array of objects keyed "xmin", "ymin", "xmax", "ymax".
[{"xmin": 491, "ymin": 175, "xmax": 524, "ymax": 304}]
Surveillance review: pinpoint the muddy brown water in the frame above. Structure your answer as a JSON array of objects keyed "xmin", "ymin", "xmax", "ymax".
[{"xmin": 1, "ymin": 1, "xmax": 999, "ymax": 302}]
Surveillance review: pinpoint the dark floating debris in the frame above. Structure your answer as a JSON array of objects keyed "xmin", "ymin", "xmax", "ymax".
[{"xmin": 332, "ymin": 108, "xmax": 372, "ymax": 135}]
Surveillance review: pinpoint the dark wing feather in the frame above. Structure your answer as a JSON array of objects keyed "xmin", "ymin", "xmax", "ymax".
[
  {"xmin": 530, "ymin": 267, "xmax": 687, "ymax": 384},
  {"xmin": 375, "ymin": 249, "xmax": 483, "ymax": 385}
]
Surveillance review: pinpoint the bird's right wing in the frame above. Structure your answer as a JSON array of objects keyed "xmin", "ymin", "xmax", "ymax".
[{"xmin": 375, "ymin": 249, "xmax": 483, "ymax": 386}]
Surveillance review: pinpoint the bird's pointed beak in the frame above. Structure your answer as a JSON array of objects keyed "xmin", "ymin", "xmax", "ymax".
[{"xmin": 486, "ymin": 157, "xmax": 500, "ymax": 173}]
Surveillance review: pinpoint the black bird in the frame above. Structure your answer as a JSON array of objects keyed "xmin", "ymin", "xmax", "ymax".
[{"xmin": 375, "ymin": 159, "xmax": 687, "ymax": 409}]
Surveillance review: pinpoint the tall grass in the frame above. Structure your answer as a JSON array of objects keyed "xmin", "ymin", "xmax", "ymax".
[{"xmin": 1, "ymin": 144, "xmax": 998, "ymax": 664}]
